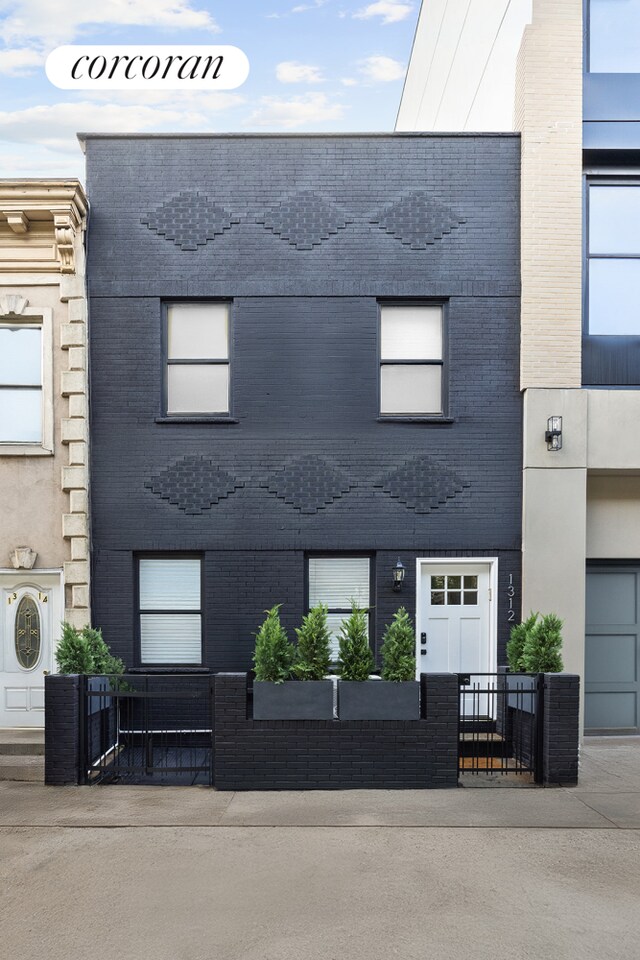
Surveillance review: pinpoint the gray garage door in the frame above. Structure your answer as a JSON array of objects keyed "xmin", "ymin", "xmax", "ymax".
[{"xmin": 585, "ymin": 567, "xmax": 640, "ymax": 735}]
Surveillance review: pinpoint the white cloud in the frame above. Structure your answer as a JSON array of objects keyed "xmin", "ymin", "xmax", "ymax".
[
  {"xmin": 0, "ymin": 0, "xmax": 219, "ymax": 45},
  {"xmin": 292, "ymin": 0, "xmax": 327, "ymax": 11},
  {"xmin": 0, "ymin": 95, "xmax": 242, "ymax": 152},
  {"xmin": 358, "ymin": 55, "xmax": 405, "ymax": 82},
  {"xmin": 0, "ymin": 46, "xmax": 43, "ymax": 75},
  {"xmin": 353, "ymin": 1, "xmax": 414, "ymax": 25},
  {"xmin": 340, "ymin": 77, "xmax": 357, "ymax": 87},
  {"xmin": 247, "ymin": 92, "xmax": 346, "ymax": 129},
  {"xmin": 276, "ymin": 61, "xmax": 324, "ymax": 84}
]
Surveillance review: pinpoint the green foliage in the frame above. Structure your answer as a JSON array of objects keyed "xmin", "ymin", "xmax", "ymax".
[
  {"xmin": 293, "ymin": 604, "xmax": 332, "ymax": 680},
  {"xmin": 507, "ymin": 612, "xmax": 538, "ymax": 672},
  {"xmin": 521, "ymin": 613, "xmax": 564, "ymax": 673},
  {"xmin": 380, "ymin": 607, "xmax": 416, "ymax": 682},
  {"xmin": 337, "ymin": 606, "xmax": 374, "ymax": 681},
  {"xmin": 253, "ymin": 605, "xmax": 296, "ymax": 683},
  {"xmin": 55, "ymin": 622, "xmax": 126, "ymax": 675}
]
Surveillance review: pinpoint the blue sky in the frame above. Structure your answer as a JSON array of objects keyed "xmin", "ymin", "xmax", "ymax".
[{"xmin": 0, "ymin": 0, "xmax": 419, "ymax": 182}]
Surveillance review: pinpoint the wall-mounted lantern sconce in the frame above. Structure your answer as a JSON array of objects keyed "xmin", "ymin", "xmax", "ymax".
[
  {"xmin": 545, "ymin": 416, "xmax": 563, "ymax": 452},
  {"xmin": 392, "ymin": 558, "xmax": 406, "ymax": 592}
]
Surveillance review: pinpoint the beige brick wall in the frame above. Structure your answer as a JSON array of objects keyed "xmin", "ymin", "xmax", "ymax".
[{"xmin": 515, "ymin": 0, "xmax": 583, "ymax": 388}]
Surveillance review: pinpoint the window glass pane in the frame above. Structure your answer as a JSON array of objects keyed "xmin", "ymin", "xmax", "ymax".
[
  {"xmin": 380, "ymin": 306, "xmax": 442, "ymax": 360},
  {"xmin": 431, "ymin": 591, "xmax": 445, "ymax": 605},
  {"xmin": 590, "ymin": 187, "xmax": 640, "ymax": 254},
  {"xmin": 463, "ymin": 591, "xmax": 478, "ymax": 605},
  {"xmin": 431, "ymin": 575, "xmax": 445, "ymax": 589},
  {"xmin": 140, "ymin": 614, "xmax": 201, "ymax": 663},
  {"xmin": 463, "ymin": 575, "xmax": 478, "ymax": 589},
  {"xmin": 380, "ymin": 364, "xmax": 442, "ymax": 415},
  {"xmin": 167, "ymin": 303, "xmax": 228, "ymax": 359},
  {"xmin": 590, "ymin": 0, "xmax": 640, "ymax": 73},
  {"xmin": 308, "ymin": 557, "xmax": 370, "ymax": 610},
  {"xmin": 447, "ymin": 591, "xmax": 461, "ymax": 605},
  {"xmin": 0, "ymin": 388, "xmax": 42, "ymax": 442},
  {"xmin": 139, "ymin": 559, "xmax": 200, "ymax": 610},
  {"xmin": 167, "ymin": 363, "xmax": 229, "ymax": 414},
  {"xmin": 0, "ymin": 327, "xmax": 41, "ymax": 385},
  {"xmin": 589, "ymin": 259, "xmax": 640, "ymax": 334},
  {"xmin": 447, "ymin": 575, "xmax": 461, "ymax": 589}
]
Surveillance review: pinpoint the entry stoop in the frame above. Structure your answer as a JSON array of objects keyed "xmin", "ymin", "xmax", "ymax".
[{"xmin": 0, "ymin": 729, "xmax": 45, "ymax": 781}]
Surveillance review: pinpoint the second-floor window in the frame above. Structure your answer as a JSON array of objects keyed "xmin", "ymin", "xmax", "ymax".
[
  {"xmin": 0, "ymin": 323, "xmax": 42, "ymax": 443},
  {"xmin": 165, "ymin": 302, "xmax": 230, "ymax": 416},
  {"xmin": 588, "ymin": 184, "xmax": 640, "ymax": 335},
  {"xmin": 379, "ymin": 304, "xmax": 444, "ymax": 417}
]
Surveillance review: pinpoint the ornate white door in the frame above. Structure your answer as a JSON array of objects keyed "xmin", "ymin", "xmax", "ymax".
[{"xmin": 0, "ymin": 572, "xmax": 61, "ymax": 727}]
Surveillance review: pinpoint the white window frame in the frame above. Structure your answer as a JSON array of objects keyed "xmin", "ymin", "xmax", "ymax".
[{"xmin": 0, "ymin": 307, "xmax": 53, "ymax": 456}]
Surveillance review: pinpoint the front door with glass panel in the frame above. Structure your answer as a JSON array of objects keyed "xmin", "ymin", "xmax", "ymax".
[
  {"xmin": 417, "ymin": 562, "xmax": 493, "ymax": 697},
  {"xmin": 0, "ymin": 573, "xmax": 60, "ymax": 727}
]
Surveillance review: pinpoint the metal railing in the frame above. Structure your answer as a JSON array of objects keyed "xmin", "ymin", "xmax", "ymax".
[
  {"xmin": 457, "ymin": 673, "xmax": 543, "ymax": 782},
  {"xmin": 81, "ymin": 674, "xmax": 214, "ymax": 786}
]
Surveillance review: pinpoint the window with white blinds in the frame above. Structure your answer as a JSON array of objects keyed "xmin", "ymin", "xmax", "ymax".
[
  {"xmin": 138, "ymin": 558, "xmax": 202, "ymax": 664},
  {"xmin": 379, "ymin": 304, "xmax": 444, "ymax": 416},
  {"xmin": 308, "ymin": 557, "xmax": 371, "ymax": 658},
  {"xmin": 166, "ymin": 302, "xmax": 230, "ymax": 415}
]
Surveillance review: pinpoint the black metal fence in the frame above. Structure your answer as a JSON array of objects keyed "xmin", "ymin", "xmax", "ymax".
[
  {"xmin": 81, "ymin": 674, "xmax": 214, "ymax": 786},
  {"xmin": 458, "ymin": 673, "xmax": 543, "ymax": 782}
]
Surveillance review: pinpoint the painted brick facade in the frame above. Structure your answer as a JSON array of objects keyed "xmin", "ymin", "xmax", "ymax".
[{"xmin": 85, "ymin": 134, "xmax": 521, "ymax": 672}]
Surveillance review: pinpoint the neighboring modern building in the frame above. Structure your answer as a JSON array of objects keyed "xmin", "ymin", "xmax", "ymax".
[
  {"xmin": 80, "ymin": 133, "xmax": 521, "ymax": 680},
  {"xmin": 0, "ymin": 181, "xmax": 89, "ymax": 727},
  {"xmin": 399, "ymin": 0, "xmax": 640, "ymax": 736}
]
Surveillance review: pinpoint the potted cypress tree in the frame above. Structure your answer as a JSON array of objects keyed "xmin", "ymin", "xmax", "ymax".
[
  {"xmin": 252, "ymin": 604, "xmax": 334, "ymax": 719},
  {"xmin": 338, "ymin": 606, "xmax": 420, "ymax": 720},
  {"xmin": 505, "ymin": 612, "xmax": 564, "ymax": 712}
]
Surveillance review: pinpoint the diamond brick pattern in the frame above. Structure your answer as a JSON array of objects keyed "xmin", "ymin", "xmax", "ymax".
[
  {"xmin": 145, "ymin": 456, "xmax": 244, "ymax": 515},
  {"xmin": 141, "ymin": 192, "xmax": 239, "ymax": 250},
  {"xmin": 375, "ymin": 456, "xmax": 470, "ymax": 514},
  {"xmin": 370, "ymin": 192, "xmax": 465, "ymax": 249},
  {"xmin": 255, "ymin": 191, "xmax": 352, "ymax": 250},
  {"xmin": 260, "ymin": 454, "xmax": 354, "ymax": 513}
]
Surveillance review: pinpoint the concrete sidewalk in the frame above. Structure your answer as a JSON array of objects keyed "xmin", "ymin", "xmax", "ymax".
[{"xmin": 0, "ymin": 736, "xmax": 638, "ymax": 829}]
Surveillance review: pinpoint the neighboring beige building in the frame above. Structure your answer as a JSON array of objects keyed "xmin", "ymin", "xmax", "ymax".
[
  {"xmin": 0, "ymin": 181, "xmax": 89, "ymax": 727},
  {"xmin": 399, "ymin": 0, "xmax": 640, "ymax": 734}
]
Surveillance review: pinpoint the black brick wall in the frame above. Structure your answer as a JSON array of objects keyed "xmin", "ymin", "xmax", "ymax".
[
  {"xmin": 44, "ymin": 674, "xmax": 81, "ymax": 785},
  {"xmin": 213, "ymin": 672, "xmax": 460, "ymax": 790},
  {"xmin": 86, "ymin": 134, "xmax": 521, "ymax": 672},
  {"xmin": 542, "ymin": 673, "xmax": 580, "ymax": 786}
]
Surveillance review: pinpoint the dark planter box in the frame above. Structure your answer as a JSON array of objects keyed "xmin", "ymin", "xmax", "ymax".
[
  {"xmin": 506, "ymin": 673, "xmax": 537, "ymax": 713},
  {"xmin": 338, "ymin": 680, "xmax": 420, "ymax": 720},
  {"xmin": 253, "ymin": 680, "xmax": 335, "ymax": 720}
]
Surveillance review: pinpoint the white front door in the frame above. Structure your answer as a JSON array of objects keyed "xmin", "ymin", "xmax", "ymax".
[
  {"xmin": 417, "ymin": 561, "xmax": 494, "ymax": 678},
  {"xmin": 0, "ymin": 572, "xmax": 61, "ymax": 727}
]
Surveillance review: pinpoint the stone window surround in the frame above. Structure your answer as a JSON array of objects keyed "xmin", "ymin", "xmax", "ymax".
[{"xmin": 0, "ymin": 303, "xmax": 54, "ymax": 456}]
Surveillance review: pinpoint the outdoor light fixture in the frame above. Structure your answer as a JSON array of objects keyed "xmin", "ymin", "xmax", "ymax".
[
  {"xmin": 545, "ymin": 416, "xmax": 563, "ymax": 452},
  {"xmin": 392, "ymin": 558, "xmax": 406, "ymax": 592}
]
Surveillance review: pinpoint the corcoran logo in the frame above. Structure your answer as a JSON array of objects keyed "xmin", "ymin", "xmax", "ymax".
[{"xmin": 45, "ymin": 45, "xmax": 249, "ymax": 90}]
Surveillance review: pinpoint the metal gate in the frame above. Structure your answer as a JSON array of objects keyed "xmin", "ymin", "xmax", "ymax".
[
  {"xmin": 81, "ymin": 674, "xmax": 214, "ymax": 785},
  {"xmin": 458, "ymin": 673, "xmax": 543, "ymax": 782}
]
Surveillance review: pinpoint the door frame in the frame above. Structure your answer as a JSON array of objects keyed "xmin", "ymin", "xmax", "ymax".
[{"xmin": 415, "ymin": 557, "xmax": 499, "ymax": 678}]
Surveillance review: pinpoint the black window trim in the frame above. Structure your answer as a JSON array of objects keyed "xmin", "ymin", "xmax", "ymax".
[
  {"xmin": 376, "ymin": 299, "xmax": 450, "ymax": 421},
  {"xmin": 159, "ymin": 299, "xmax": 237, "ymax": 423},
  {"xmin": 135, "ymin": 552, "xmax": 205, "ymax": 669},
  {"xmin": 304, "ymin": 552, "xmax": 376, "ymax": 655}
]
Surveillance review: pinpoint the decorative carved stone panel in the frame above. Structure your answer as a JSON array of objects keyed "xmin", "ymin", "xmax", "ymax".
[
  {"xmin": 375, "ymin": 457, "xmax": 470, "ymax": 513},
  {"xmin": 260, "ymin": 454, "xmax": 355, "ymax": 513},
  {"xmin": 141, "ymin": 192, "xmax": 240, "ymax": 250},
  {"xmin": 370, "ymin": 192, "xmax": 466, "ymax": 249},
  {"xmin": 145, "ymin": 456, "xmax": 244, "ymax": 515},
  {"xmin": 256, "ymin": 191, "xmax": 353, "ymax": 250}
]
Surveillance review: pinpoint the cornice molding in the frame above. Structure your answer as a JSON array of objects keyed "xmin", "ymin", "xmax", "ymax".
[{"xmin": 0, "ymin": 181, "xmax": 87, "ymax": 275}]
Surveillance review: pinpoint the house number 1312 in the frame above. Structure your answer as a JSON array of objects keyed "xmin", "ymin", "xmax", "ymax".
[{"xmin": 507, "ymin": 574, "xmax": 515, "ymax": 622}]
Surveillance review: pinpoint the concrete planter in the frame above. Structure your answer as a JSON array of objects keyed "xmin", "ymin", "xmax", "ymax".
[
  {"xmin": 506, "ymin": 673, "xmax": 537, "ymax": 713},
  {"xmin": 253, "ymin": 680, "xmax": 335, "ymax": 720},
  {"xmin": 338, "ymin": 680, "xmax": 420, "ymax": 720}
]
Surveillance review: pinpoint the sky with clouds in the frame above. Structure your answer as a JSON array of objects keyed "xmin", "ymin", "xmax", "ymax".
[{"xmin": 0, "ymin": 0, "xmax": 419, "ymax": 182}]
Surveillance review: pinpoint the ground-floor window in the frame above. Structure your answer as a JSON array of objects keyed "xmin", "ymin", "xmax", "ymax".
[
  {"xmin": 137, "ymin": 556, "xmax": 202, "ymax": 665},
  {"xmin": 307, "ymin": 556, "xmax": 372, "ymax": 659}
]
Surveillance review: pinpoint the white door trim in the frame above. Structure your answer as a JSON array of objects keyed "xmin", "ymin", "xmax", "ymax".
[{"xmin": 415, "ymin": 557, "xmax": 499, "ymax": 678}]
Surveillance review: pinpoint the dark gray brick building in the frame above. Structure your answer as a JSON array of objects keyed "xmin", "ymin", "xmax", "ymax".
[{"xmin": 82, "ymin": 133, "xmax": 521, "ymax": 675}]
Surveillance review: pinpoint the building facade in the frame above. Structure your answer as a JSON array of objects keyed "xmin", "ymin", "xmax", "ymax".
[
  {"xmin": 0, "ymin": 181, "xmax": 89, "ymax": 727},
  {"xmin": 399, "ymin": 0, "xmax": 640, "ymax": 735},
  {"xmin": 82, "ymin": 133, "xmax": 521, "ymax": 678}
]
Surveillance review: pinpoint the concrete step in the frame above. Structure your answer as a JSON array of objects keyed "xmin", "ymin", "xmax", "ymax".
[
  {"xmin": 0, "ymin": 754, "xmax": 44, "ymax": 782},
  {"xmin": 0, "ymin": 729, "xmax": 45, "ymax": 756}
]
